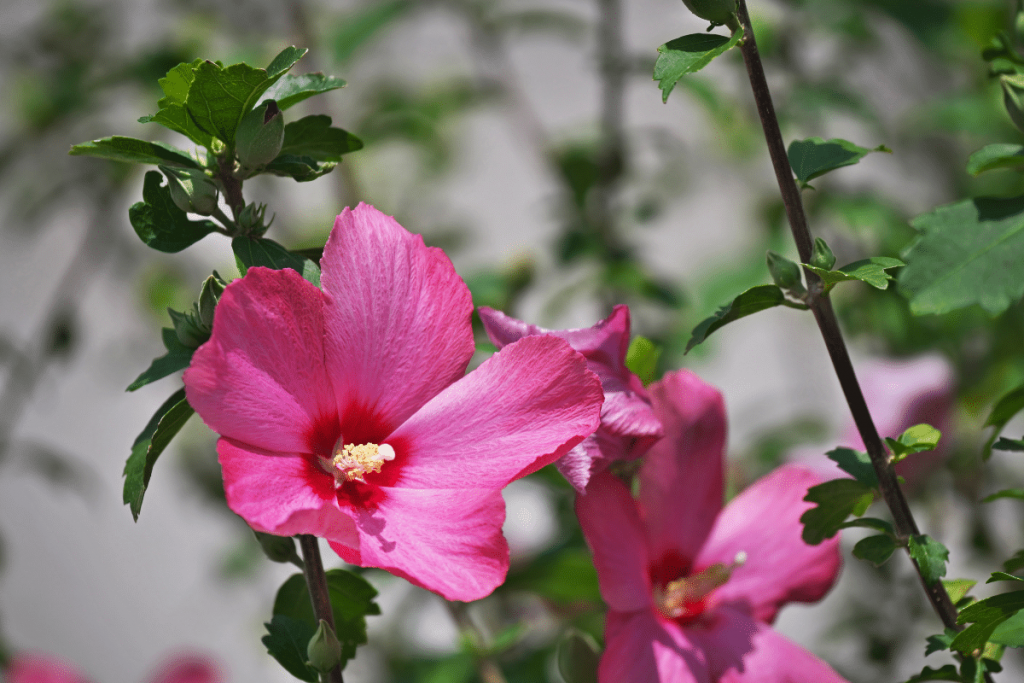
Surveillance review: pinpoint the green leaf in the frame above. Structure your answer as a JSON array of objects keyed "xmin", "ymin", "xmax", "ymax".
[
  {"xmin": 1005, "ymin": 550, "xmax": 1024, "ymax": 573},
  {"xmin": 988, "ymin": 572, "xmax": 1024, "ymax": 583},
  {"xmin": 262, "ymin": 73, "xmax": 347, "ymax": 111},
  {"xmin": 800, "ymin": 478, "xmax": 875, "ymax": 545},
  {"xmin": 902, "ymin": 664, "xmax": 962, "ymax": 682},
  {"xmin": 261, "ymin": 615, "xmax": 318, "ymax": 682},
  {"xmin": 990, "ymin": 609, "xmax": 1024, "ymax": 647},
  {"xmin": 503, "ymin": 549, "xmax": 602, "ymax": 603},
  {"xmin": 264, "ymin": 154, "xmax": 338, "ymax": 182},
  {"xmin": 69, "ymin": 137, "xmax": 201, "ymax": 168},
  {"xmin": 983, "ymin": 385, "xmax": 1024, "ymax": 460},
  {"xmin": 967, "ymin": 144, "xmax": 1024, "ymax": 176},
  {"xmin": 982, "ymin": 488, "xmax": 1024, "ymax": 503},
  {"xmin": 787, "ymin": 137, "xmax": 891, "ymax": 188},
  {"xmin": 129, "ymin": 171, "xmax": 218, "ymax": 253},
  {"xmin": 625, "ymin": 336, "xmax": 660, "ymax": 386},
  {"xmin": 279, "ymin": 115, "xmax": 363, "ymax": 161},
  {"xmin": 994, "ymin": 437, "xmax": 1024, "ymax": 451},
  {"xmin": 899, "ymin": 195, "xmax": 1024, "ymax": 316},
  {"xmin": 837, "ymin": 517, "xmax": 894, "ymax": 534},
  {"xmin": 126, "ymin": 328, "xmax": 195, "ymax": 391},
  {"xmin": 232, "ymin": 236, "xmax": 321, "ymax": 286},
  {"xmin": 943, "ymin": 579, "xmax": 978, "ymax": 604},
  {"xmin": 826, "ymin": 447, "xmax": 878, "ymax": 488},
  {"xmin": 654, "ymin": 30, "xmax": 744, "ymax": 103},
  {"xmin": 924, "ymin": 630, "xmax": 956, "ymax": 656},
  {"xmin": 686, "ymin": 284, "xmax": 806, "ymax": 353},
  {"xmin": 331, "ymin": 0, "xmax": 412, "ymax": 63},
  {"xmin": 885, "ymin": 423, "xmax": 942, "ymax": 463},
  {"xmin": 852, "ymin": 534, "xmax": 899, "ymax": 566},
  {"xmin": 271, "ymin": 570, "xmax": 380, "ymax": 667},
  {"xmin": 952, "ymin": 591, "xmax": 1024, "ymax": 654},
  {"xmin": 803, "ymin": 257, "xmax": 905, "ymax": 292},
  {"xmin": 138, "ymin": 107, "xmax": 214, "ymax": 148},
  {"xmin": 908, "ymin": 534, "xmax": 948, "ymax": 585},
  {"xmin": 123, "ymin": 388, "xmax": 194, "ymax": 521},
  {"xmin": 556, "ymin": 628, "xmax": 600, "ymax": 683}
]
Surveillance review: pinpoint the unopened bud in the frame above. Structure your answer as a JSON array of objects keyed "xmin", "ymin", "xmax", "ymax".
[
  {"xmin": 197, "ymin": 272, "xmax": 227, "ymax": 329},
  {"xmin": 809, "ymin": 237, "xmax": 837, "ymax": 270},
  {"xmin": 253, "ymin": 531, "xmax": 302, "ymax": 566},
  {"xmin": 306, "ymin": 620, "xmax": 343, "ymax": 673},
  {"xmin": 161, "ymin": 166, "xmax": 219, "ymax": 215},
  {"xmin": 766, "ymin": 250, "xmax": 803, "ymax": 291},
  {"xmin": 168, "ymin": 308, "xmax": 208, "ymax": 349},
  {"xmin": 1002, "ymin": 74, "xmax": 1024, "ymax": 134},
  {"xmin": 680, "ymin": 0, "xmax": 738, "ymax": 29},
  {"xmin": 236, "ymin": 100, "xmax": 284, "ymax": 171}
]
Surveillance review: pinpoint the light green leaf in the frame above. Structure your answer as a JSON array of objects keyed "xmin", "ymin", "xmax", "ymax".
[
  {"xmin": 262, "ymin": 73, "xmax": 347, "ymax": 111},
  {"xmin": 943, "ymin": 579, "xmax": 977, "ymax": 605},
  {"xmin": 952, "ymin": 591, "xmax": 1024, "ymax": 653},
  {"xmin": 885, "ymin": 423, "xmax": 942, "ymax": 463},
  {"xmin": 852, "ymin": 534, "xmax": 899, "ymax": 566},
  {"xmin": 826, "ymin": 447, "xmax": 878, "ymax": 488},
  {"xmin": 69, "ymin": 137, "xmax": 201, "ymax": 168},
  {"xmin": 331, "ymin": 0, "xmax": 412, "ymax": 63},
  {"xmin": 967, "ymin": 144, "xmax": 1024, "ymax": 176},
  {"xmin": 262, "ymin": 615, "xmax": 318, "ymax": 682},
  {"xmin": 654, "ymin": 30, "xmax": 744, "ymax": 103},
  {"xmin": 138, "ymin": 107, "xmax": 214, "ymax": 148},
  {"xmin": 908, "ymin": 534, "xmax": 948, "ymax": 585},
  {"xmin": 803, "ymin": 257, "xmax": 904, "ymax": 291},
  {"xmin": 625, "ymin": 336, "xmax": 660, "ymax": 386},
  {"xmin": 232, "ymin": 236, "xmax": 321, "ymax": 286},
  {"xmin": 129, "ymin": 171, "xmax": 219, "ymax": 253},
  {"xmin": 982, "ymin": 488, "xmax": 1024, "ymax": 503},
  {"xmin": 686, "ymin": 284, "xmax": 806, "ymax": 353},
  {"xmin": 123, "ymin": 388, "xmax": 194, "ymax": 521},
  {"xmin": 787, "ymin": 137, "xmax": 891, "ymax": 188},
  {"xmin": 156, "ymin": 59, "xmax": 203, "ymax": 107},
  {"xmin": 279, "ymin": 116, "xmax": 364, "ymax": 161},
  {"xmin": 800, "ymin": 478, "xmax": 875, "ymax": 545},
  {"xmin": 990, "ymin": 609, "xmax": 1024, "ymax": 647},
  {"xmin": 126, "ymin": 328, "xmax": 195, "ymax": 392},
  {"xmin": 899, "ymin": 195, "xmax": 1024, "ymax": 316},
  {"xmin": 983, "ymin": 385, "xmax": 1024, "ymax": 460},
  {"xmin": 924, "ymin": 630, "xmax": 956, "ymax": 656}
]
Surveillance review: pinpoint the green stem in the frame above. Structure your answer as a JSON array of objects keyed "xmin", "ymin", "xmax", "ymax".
[
  {"xmin": 444, "ymin": 601, "xmax": 509, "ymax": 683},
  {"xmin": 298, "ymin": 535, "xmax": 344, "ymax": 683}
]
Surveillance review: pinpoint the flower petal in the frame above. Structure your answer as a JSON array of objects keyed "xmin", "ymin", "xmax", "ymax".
[
  {"xmin": 328, "ymin": 486, "xmax": 508, "ymax": 601},
  {"xmin": 600, "ymin": 610, "xmax": 709, "ymax": 683},
  {"xmin": 320, "ymin": 204, "xmax": 475, "ymax": 431},
  {"xmin": 148, "ymin": 654, "xmax": 223, "ymax": 683},
  {"xmin": 576, "ymin": 472, "xmax": 652, "ymax": 612},
  {"xmin": 690, "ymin": 607, "xmax": 848, "ymax": 683},
  {"xmin": 218, "ymin": 438, "xmax": 358, "ymax": 547},
  {"xmin": 7, "ymin": 655, "xmax": 92, "ymax": 683},
  {"xmin": 640, "ymin": 370, "xmax": 727, "ymax": 566},
  {"xmin": 184, "ymin": 267, "xmax": 335, "ymax": 455},
  {"xmin": 391, "ymin": 335, "xmax": 603, "ymax": 490},
  {"xmin": 696, "ymin": 465, "xmax": 841, "ymax": 624}
]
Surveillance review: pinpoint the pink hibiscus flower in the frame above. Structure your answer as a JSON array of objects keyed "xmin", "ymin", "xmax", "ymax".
[
  {"xmin": 6, "ymin": 652, "xmax": 222, "ymax": 683},
  {"xmin": 477, "ymin": 305, "xmax": 662, "ymax": 491},
  {"xmin": 184, "ymin": 203, "xmax": 604, "ymax": 601},
  {"xmin": 576, "ymin": 370, "xmax": 846, "ymax": 682}
]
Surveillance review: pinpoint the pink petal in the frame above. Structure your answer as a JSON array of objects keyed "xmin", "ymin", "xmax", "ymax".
[
  {"xmin": 690, "ymin": 607, "xmax": 848, "ymax": 683},
  {"xmin": 639, "ymin": 370, "xmax": 727, "ymax": 567},
  {"xmin": 218, "ymin": 438, "xmax": 358, "ymax": 548},
  {"xmin": 576, "ymin": 472, "xmax": 652, "ymax": 612},
  {"xmin": 184, "ymin": 267, "xmax": 335, "ymax": 455},
  {"xmin": 320, "ymin": 204, "xmax": 475, "ymax": 431},
  {"xmin": 7, "ymin": 655, "xmax": 91, "ymax": 683},
  {"xmin": 329, "ymin": 486, "xmax": 509, "ymax": 601},
  {"xmin": 391, "ymin": 335, "xmax": 603, "ymax": 490},
  {"xmin": 148, "ymin": 655, "xmax": 223, "ymax": 683},
  {"xmin": 600, "ymin": 610, "xmax": 709, "ymax": 683},
  {"xmin": 696, "ymin": 465, "xmax": 841, "ymax": 624}
]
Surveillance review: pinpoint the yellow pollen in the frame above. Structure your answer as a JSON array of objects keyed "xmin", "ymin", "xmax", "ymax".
[
  {"xmin": 655, "ymin": 552, "xmax": 746, "ymax": 620},
  {"xmin": 330, "ymin": 441, "xmax": 395, "ymax": 483}
]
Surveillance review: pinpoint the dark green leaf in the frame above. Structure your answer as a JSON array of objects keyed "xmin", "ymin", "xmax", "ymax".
[
  {"xmin": 264, "ymin": 154, "xmax": 338, "ymax": 182},
  {"xmin": 138, "ymin": 107, "xmax": 214, "ymax": 148},
  {"xmin": 232, "ymin": 236, "xmax": 321, "ymax": 286},
  {"xmin": 908, "ymin": 534, "xmax": 948, "ymax": 585},
  {"xmin": 838, "ymin": 517, "xmax": 894, "ymax": 534},
  {"xmin": 1005, "ymin": 550, "xmax": 1024, "ymax": 574},
  {"xmin": 924, "ymin": 630, "xmax": 956, "ymax": 656},
  {"xmin": 952, "ymin": 591, "xmax": 1024, "ymax": 653},
  {"xmin": 138, "ymin": 60, "xmax": 213, "ymax": 145},
  {"xmin": 800, "ymin": 478, "xmax": 875, "ymax": 545},
  {"xmin": 503, "ymin": 549, "xmax": 602, "ymax": 603},
  {"xmin": 990, "ymin": 609, "xmax": 1024, "ymax": 647},
  {"xmin": 899, "ymin": 195, "xmax": 1024, "ymax": 316},
  {"xmin": 803, "ymin": 257, "xmax": 904, "ymax": 291},
  {"xmin": 902, "ymin": 664, "xmax": 962, "ymax": 682},
  {"xmin": 262, "ymin": 73, "xmax": 347, "ymax": 111},
  {"xmin": 557, "ymin": 628, "xmax": 600, "ymax": 683},
  {"xmin": 654, "ymin": 30, "xmax": 744, "ymax": 103},
  {"xmin": 624, "ymin": 336, "xmax": 660, "ymax": 386},
  {"xmin": 886, "ymin": 423, "xmax": 942, "ymax": 462},
  {"xmin": 123, "ymin": 388, "xmax": 194, "ymax": 521},
  {"xmin": 826, "ymin": 447, "xmax": 878, "ymax": 487},
  {"xmin": 967, "ymin": 144, "xmax": 1024, "ymax": 176},
  {"xmin": 129, "ymin": 172, "xmax": 218, "ymax": 253},
  {"xmin": 987, "ymin": 572, "xmax": 1024, "ymax": 583},
  {"xmin": 279, "ymin": 116, "xmax": 363, "ymax": 161},
  {"xmin": 994, "ymin": 437, "xmax": 1024, "ymax": 452},
  {"xmin": 262, "ymin": 615, "xmax": 318, "ymax": 682},
  {"xmin": 852, "ymin": 534, "xmax": 899, "ymax": 566},
  {"xmin": 982, "ymin": 489, "xmax": 1024, "ymax": 503},
  {"xmin": 687, "ymin": 284, "xmax": 805, "ymax": 353},
  {"xmin": 69, "ymin": 137, "xmax": 201, "ymax": 168},
  {"xmin": 126, "ymin": 328, "xmax": 195, "ymax": 391},
  {"xmin": 983, "ymin": 385, "xmax": 1024, "ymax": 460},
  {"xmin": 787, "ymin": 137, "xmax": 891, "ymax": 188},
  {"xmin": 943, "ymin": 579, "xmax": 978, "ymax": 604}
]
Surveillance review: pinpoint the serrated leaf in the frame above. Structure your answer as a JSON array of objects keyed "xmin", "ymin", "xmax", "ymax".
[
  {"xmin": 69, "ymin": 137, "xmax": 201, "ymax": 168},
  {"xmin": 556, "ymin": 629, "xmax": 600, "ymax": 683},
  {"xmin": 123, "ymin": 388, "xmax": 194, "ymax": 520},
  {"xmin": 800, "ymin": 478, "xmax": 875, "ymax": 545},
  {"xmin": 264, "ymin": 154, "xmax": 338, "ymax": 182},
  {"xmin": 902, "ymin": 664, "xmax": 962, "ymax": 682},
  {"xmin": 990, "ymin": 609, "xmax": 1024, "ymax": 647},
  {"xmin": 126, "ymin": 328, "xmax": 195, "ymax": 391},
  {"xmin": 852, "ymin": 534, "xmax": 899, "ymax": 566},
  {"xmin": 787, "ymin": 137, "xmax": 891, "ymax": 188},
  {"xmin": 129, "ymin": 171, "xmax": 218, "ymax": 253},
  {"xmin": 943, "ymin": 579, "xmax": 978, "ymax": 604},
  {"xmin": 803, "ymin": 257, "xmax": 905, "ymax": 291},
  {"xmin": 279, "ymin": 115, "xmax": 363, "ymax": 161},
  {"xmin": 654, "ymin": 30, "xmax": 744, "ymax": 103},
  {"xmin": 686, "ymin": 284, "xmax": 806, "ymax": 353},
  {"xmin": 899, "ymin": 195, "xmax": 1024, "ymax": 316},
  {"xmin": 157, "ymin": 59, "xmax": 203, "ymax": 107},
  {"xmin": 232, "ymin": 236, "xmax": 321, "ymax": 286},
  {"xmin": 262, "ymin": 615, "xmax": 318, "ymax": 682},
  {"xmin": 908, "ymin": 534, "xmax": 948, "ymax": 585},
  {"xmin": 886, "ymin": 423, "xmax": 942, "ymax": 462},
  {"xmin": 982, "ymin": 488, "xmax": 1024, "ymax": 503},
  {"xmin": 982, "ymin": 385, "xmax": 1024, "ymax": 460},
  {"xmin": 967, "ymin": 144, "xmax": 1024, "ymax": 176},
  {"xmin": 262, "ymin": 73, "xmax": 347, "ymax": 111},
  {"xmin": 826, "ymin": 447, "xmax": 878, "ymax": 487},
  {"xmin": 994, "ymin": 437, "xmax": 1024, "ymax": 451},
  {"xmin": 625, "ymin": 336, "xmax": 660, "ymax": 386},
  {"xmin": 924, "ymin": 630, "xmax": 956, "ymax": 656},
  {"xmin": 138, "ymin": 107, "xmax": 214, "ymax": 148},
  {"xmin": 952, "ymin": 591, "xmax": 1024, "ymax": 654}
]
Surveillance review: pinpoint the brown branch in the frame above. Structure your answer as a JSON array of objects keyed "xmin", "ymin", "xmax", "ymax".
[{"xmin": 298, "ymin": 535, "xmax": 344, "ymax": 683}]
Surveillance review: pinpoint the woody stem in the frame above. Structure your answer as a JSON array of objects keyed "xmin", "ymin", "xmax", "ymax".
[{"xmin": 299, "ymin": 535, "xmax": 344, "ymax": 683}]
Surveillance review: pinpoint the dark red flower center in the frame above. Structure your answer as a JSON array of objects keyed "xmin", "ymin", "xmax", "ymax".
[{"xmin": 649, "ymin": 550, "xmax": 745, "ymax": 625}]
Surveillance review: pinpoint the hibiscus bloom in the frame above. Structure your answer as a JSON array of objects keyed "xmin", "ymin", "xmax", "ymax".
[
  {"xmin": 6, "ymin": 653, "xmax": 222, "ymax": 683},
  {"xmin": 478, "ymin": 305, "xmax": 662, "ymax": 491},
  {"xmin": 184, "ymin": 204, "xmax": 604, "ymax": 601},
  {"xmin": 577, "ymin": 370, "xmax": 845, "ymax": 682}
]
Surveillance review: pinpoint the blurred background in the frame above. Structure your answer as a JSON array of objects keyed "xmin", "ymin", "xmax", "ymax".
[{"xmin": 2, "ymin": 0, "xmax": 1024, "ymax": 681}]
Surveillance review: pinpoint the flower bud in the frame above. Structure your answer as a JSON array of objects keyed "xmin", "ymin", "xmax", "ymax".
[
  {"xmin": 236, "ymin": 100, "xmax": 284, "ymax": 171},
  {"xmin": 766, "ymin": 250, "xmax": 803, "ymax": 292},
  {"xmin": 252, "ymin": 530, "xmax": 302, "ymax": 566},
  {"xmin": 168, "ymin": 308, "xmax": 208, "ymax": 349},
  {"xmin": 237, "ymin": 202, "xmax": 272, "ymax": 236},
  {"xmin": 1002, "ymin": 74, "xmax": 1024, "ymax": 134},
  {"xmin": 306, "ymin": 620, "xmax": 343, "ymax": 673},
  {"xmin": 680, "ymin": 0, "xmax": 738, "ymax": 28},
  {"xmin": 197, "ymin": 272, "xmax": 227, "ymax": 329},
  {"xmin": 161, "ymin": 166, "xmax": 220, "ymax": 216},
  {"xmin": 810, "ymin": 237, "xmax": 837, "ymax": 270}
]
